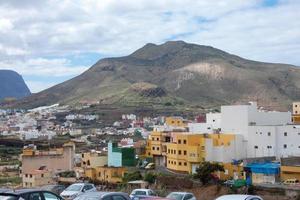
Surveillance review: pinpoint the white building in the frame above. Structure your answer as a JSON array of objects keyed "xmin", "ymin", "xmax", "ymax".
[
  {"xmin": 218, "ymin": 102, "xmax": 300, "ymax": 159},
  {"xmin": 188, "ymin": 113, "xmax": 221, "ymax": 133}
]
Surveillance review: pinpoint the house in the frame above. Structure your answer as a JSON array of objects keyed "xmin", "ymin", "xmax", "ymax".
[
  {"xmin": 280, "ymin": 157, "xmax": 300, "ymax": 181},
  {"xmin": 22, "ymin": 169, "xmax": 53, "ymax": 188},
  {"xmin": 245, "ymin": 162, "xmax": 280, "ymax": 184},
  {"xmin": 85, "ymin": 166, "xmax": 126, "ymax": 184},
  {"xmin": 108, "ymin": 142, "xmax": 135, "ymax": 167}
]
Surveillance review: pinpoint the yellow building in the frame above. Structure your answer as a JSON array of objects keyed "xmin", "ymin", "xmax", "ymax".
[
  {"xmin": 165, "ymin": 117, "xmax": 188, "ymax": 127},
  {"xmin": 165, "ymin": 133, "xmax": 239, "ymax": 175},
  {"xmin": 292, "ymin": 102, "xmax": 300, "ymax": 124},
  {"xmin": 85, "ymin": 166, "xmax": 127, "ymax": 184},
  {"xmin": 166, "ymin": 133, "xmax": 206, "ymax": 173},
  {"xmin": 280, "ymin": 157, "xmax": 300, "ymax": 181},
  {"xmin": 23, "ymin": 169, "xmax": 53, "ymax": 188},
  {"xmin": 81, "ymin": 152, "xmax": 108, "ymax": 168}
]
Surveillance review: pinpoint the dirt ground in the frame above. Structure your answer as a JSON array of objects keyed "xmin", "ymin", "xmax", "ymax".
[{"xmin": 182, "ymin": 185, "xmax": 291, "ymax": 200}]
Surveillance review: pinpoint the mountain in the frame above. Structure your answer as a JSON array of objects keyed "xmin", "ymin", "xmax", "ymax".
[
  {"xmin": 4, "ymin": 41, "xmax": 300, "ymax": 110},
  {"xmin": 0, "ymin": 70, "xmax": 31, "ymax": 101}
]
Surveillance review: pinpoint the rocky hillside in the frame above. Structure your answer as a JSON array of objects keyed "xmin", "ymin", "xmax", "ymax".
[
  {"xmin": 0, "ymin": 70, "xmax": 31, "ymax": 101},
  {"xmin": 4, "ymin": 41, "xmax": 300, "ymax": 110}
]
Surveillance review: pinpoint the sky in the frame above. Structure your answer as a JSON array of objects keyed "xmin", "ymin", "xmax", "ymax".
[{"xmin": 0, "ymin": 0, "xmax": 299, "ymax": 93}]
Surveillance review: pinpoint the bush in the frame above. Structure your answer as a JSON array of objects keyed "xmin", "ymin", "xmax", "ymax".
[
  {"xmin": 193, "ymin": 162, "xmax": 224, "ymax": 185},
  {"xmin": 122, "ymin": 171, "xmax": 142, "ymax": 183},
  {"xmin": 144, "ymin": 172, "xmax": 156, "ymax": 184}
]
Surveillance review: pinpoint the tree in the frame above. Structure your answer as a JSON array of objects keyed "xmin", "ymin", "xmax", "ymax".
[
  {"xmin": 122, "ymin": 171, "xmax": 142, "ymax": 183},
  {"xmin": 144, "ymin": 172, "xmax": 156, "ymax": 184},
  {"xmin": 193, "ymin": 162, "xmax": 224, "ymax": 185}
]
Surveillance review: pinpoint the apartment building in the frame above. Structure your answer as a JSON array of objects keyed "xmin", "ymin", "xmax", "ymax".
[
  {"xmin": 165, "ymin": 133, "xmax": 244, "ymax": 174},
  {"xmin": 22, "ymin": 142, "xmax": 75, "ymax": 175},
  {"xmin": 292, "ymin": 102, "xmax": 300, "ymax": 123}
]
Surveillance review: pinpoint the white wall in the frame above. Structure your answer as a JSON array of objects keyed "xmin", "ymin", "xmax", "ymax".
[
  {"xmin": 276, "ymin": 125, "xmax": 300, "ymax": 158},
  {"xmin": 206, "ymin": 113, "xmax": 221, "ymax": 130},
  {"xmin": 205, "ymin": 134, "xmax": 246, "ymax": 163},
  {"xmin": 188, "ymin": 123, "xmax": 213, "ymax": 133},
  {"xmin": 247, "ymin": 126, "xmax": 277, "ymax": 158}
]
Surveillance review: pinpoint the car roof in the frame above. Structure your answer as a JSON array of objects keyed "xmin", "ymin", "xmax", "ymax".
[
  {"xmin": 216, "ymin": 195, "xmax": 258, "ymax": 200},
  {"xmin": 168, "ymin": 192, "xmax": 191, "ymax": 195},
  {"xmin": 0, "ymin": 189, "xmax": 48, "ymax": 195},
  {"xmin": 133, "ymin": 189, "xmax": 151, "ymax": 191},
  {"xmin": 78, "ymin": 192, "xmax": 128, "ymax": 197}
]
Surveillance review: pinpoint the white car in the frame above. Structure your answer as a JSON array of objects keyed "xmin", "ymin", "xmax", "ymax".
[
  {"xmin": 60, "ymin": 183, "xmax": 96, "ymax": 200},
  {"xmin": 130, "ymin": 189, "xmax": 156, "ymax": 198},
  {"xmin": 166, "ymin": 192, "xmax": 196, "ymax": 200},
  {"xmin": 215, "ymin": 195, "xmax": 263, "ymax": 200}
]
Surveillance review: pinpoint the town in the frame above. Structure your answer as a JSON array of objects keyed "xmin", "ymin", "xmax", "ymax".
[{"xmin": 1, "ymin": 101, "xmax": 300, "ymax": 199}]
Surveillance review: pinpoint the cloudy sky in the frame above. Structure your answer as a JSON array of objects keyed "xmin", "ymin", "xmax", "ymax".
[{"xmin": 0, "ymin": 0, "xmax": 299, "ymax": 93}]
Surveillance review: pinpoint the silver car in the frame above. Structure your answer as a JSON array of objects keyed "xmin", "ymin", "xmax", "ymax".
[
  {"xmin": 215, "ymin": 195, "xmax": 263, "ymax": 200},
  {"xmin": 74, "ymin": 192, "xmax": 131, "ymax": 200},
  {"xmin": 166, "ymin": 192, "xmax": 196, "ymax": 200}
]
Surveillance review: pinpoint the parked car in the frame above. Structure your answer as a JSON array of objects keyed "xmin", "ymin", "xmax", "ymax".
[
  {"xmin": 145, "ymin": 163, "xmax": 155, "ymax": 170},
  {"xmin": 0, "ymin": 189, "xmax": 63, "ymax": 200},
  {"xmin": 166, "ymin": 192, "xmax": 196, "ymax": 200},
  {"xmin": 130, "ymin": 189, "xmax": 156, "ymax": 199},
  {"xmin": 60, "ymin": 183, "xmax": 96, "ymax": 200},
  {"xmin": 215, "ymin": 195, "xmax": 263, "ymax": 200},
  {"xmin": 223, "ymin": 180, "xmax": 234, "ymax": 187},
  {"xmin": 283, "ymin": 178, "xmax": 299, "ymax": 185},
  {"xmin": 41, "ymin": 185, "xmax": 66, "ymax": 195},
  {"xmin": 74, "ymin": 192, "xmax": 130, "ymax": 200}
]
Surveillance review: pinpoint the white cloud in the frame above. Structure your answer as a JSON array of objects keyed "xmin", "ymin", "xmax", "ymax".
[
  {"xmin": 25, "ymin": 80, "xmax": 57, "ymax": 93},
  {"xmin": 0, "ymin": 0, "xmax": 299, "ymax": 92},
  {"xmin": 0, "ymin": 58, "xmax": 88, "ymax": 77}
]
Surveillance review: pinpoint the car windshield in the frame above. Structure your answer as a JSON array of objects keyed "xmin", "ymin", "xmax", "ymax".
[
  {"xmin": 0, "ymin": 195, "xmax": 17, "ymax": 200},
  {"xmin": 166, "ymin": 193, "xmax": 184, "ymax": 200},
  {"xmin": 134, "ymin": 191, "xmax": 147, "ymax": 195},
  {"xmin": 65, "ymin": 184, "xmax": 82, "ymax": 191}
]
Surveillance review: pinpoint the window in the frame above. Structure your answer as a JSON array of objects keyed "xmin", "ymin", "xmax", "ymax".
[
  {"xmin": 178, "ymin": 140, "xmax": 181, "ymax": 144},
  {"xmin": 43, "ymin": 192, "xmax": 60, "ymax": 200},
  {"xmin": 183, "ymin": 140, "xmax": 187, "ymax": 144},
  {"xmin": 178, "ymin": 150, "xmax": 181, "ymax": 155},
  {"xmin": 268, "ymin": 132, "xmax": 271, "ymax": 136},
  {"xmin": 152, "ymin": 147, "xmax": 155, "ymax": 150},
  {"xmin": 284, "ymin": 144, "xmax": 287, "ymax": 148},
  {"xmin": 295, "ymin": 105, "xmax": 298, "ymax": 107},
  {"xmin": 25, "ymin": 174, "xmax": 28, "ymax": 178},
  {"xmin": 267, "ymin": 146, "xmax": 272, "ymax": 149},
  {"xmin": 174, "ymin": 161, "xmax": 176, "ymax": 165},
  {"xmin": 184, "ymin": 162, "xmax": 187, "ymax": 166},
  {"xmin": 99, "ymin": 172, "xmax": 101, "ymax": 176},
  {"xmin": 201, "ymin": 146, "xmax": 205, "ymax": 150},
  {"xmin": 179, "ymin": 162, "xmax": 182, "ymax": 166},
  {"xmin": 168, "ymin": 149, "xmax": 170, "ymax": 153},
  {"xmin": 168, "ymin": 160, "xmax": 170, "ymax": 164},
  {"xmin": 174, "ymin": 150, "xmax": 176, "ymax": 154},
  {"xmin": 30, "ymin": 174, "xmax": 32, "ymax": 178},
  {"xmin": 82, "ymin": 153, "xmax": 84, "ymax": 158},
  {"xmin": 183, "ymin": 194, "xmax": 193, "ymax": 200},
  {"xmin": 254, "ymin": 146, "xmax": 258, "ymax": 149},
  {"xmin": 171, "ymin": 150, "xmax": 173, "ymax": 154},
  {"xmin": 29, "ymin": 193, "xmax": 42, "ymax": 200},
  {"xmin": 284, "ymin": 132, "xmax": 287, "ymax": 136},
  {"xmin": 296, "ymin": 111, "xmax": 298, "ymax": 114},
  {"xmin": 184, "ymin": 150, "xmax": 187, "ymax": 155},
  {"xmin": 156, "ymin": 147, "xmax": 159, "ymax": 150},
  {"xmin": 157, "ymin": 137, "xmax": 159, "ymax": 141},
  {"xmin": 152, "ymin": 137, "xmax": 154, "ymax": 141},
  {"xmin": 41, "ymin": 174, "xmax": 44, "ymax": 178},
  {"xmin": 87, "ymin": 160, "xmax": 90, "ymax": 166},
  {"xmin": 112, "ymin": 195, "xmax": 127, "ymax": 200}
]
